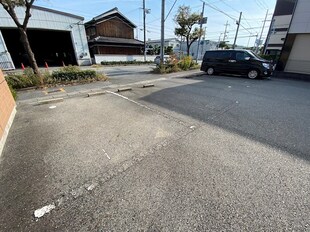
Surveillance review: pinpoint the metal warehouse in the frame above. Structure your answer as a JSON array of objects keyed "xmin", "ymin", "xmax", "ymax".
[{"xmin": 0, "ymin": 5, "xmax": 91, "ymax": 70}]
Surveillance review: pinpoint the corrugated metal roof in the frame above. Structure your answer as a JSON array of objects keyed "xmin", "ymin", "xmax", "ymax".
[{"xmin": 32, "ymin": 5, "xmax": 84, "ymax": 20}]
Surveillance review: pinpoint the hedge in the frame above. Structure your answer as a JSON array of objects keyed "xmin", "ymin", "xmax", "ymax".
[{"xmin": 52, "ymin": 70, "xmax": 97, "ymax": 81}]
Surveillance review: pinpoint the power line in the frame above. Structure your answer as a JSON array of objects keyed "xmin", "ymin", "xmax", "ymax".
[
  {"xmin": 165, "ymin": 0, "xmax": 178, "ymax": 21},
  {"xmin": 258, "ymin": 0, "xmax": 269, "ymax": 9},
  {"xmin": 202, "ymin": 0, "xmax": 237, "ymax": 21},
  {"xmin": 215, "ymin": 0, "xmax": 257, "ymax": 35},
  {"xmin": 254, "ymin": 0, "xmax": 266, "ymax": 10},
  {"xmin": 219, "ymin": 0, "xmax": 239, "ymax": 13}
]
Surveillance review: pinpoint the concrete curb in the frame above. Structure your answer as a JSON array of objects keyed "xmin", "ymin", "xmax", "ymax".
[
  {"xmin": 143, "ymin": 84, "xmax": 155, "ymax": 88},
  {"xmin": 273, "ymin": 71, "xmax": 310, "ymax": 82},
  {"xmin": 87, "ymin": 91, "xmax": 106, "ymax": 97},
  {"xmin": 36, "ymin": 98, "xmax": 64, "ymax": 105},
  {"xmin": 117, "ymin": 87, "xmax": 132, "ymax": 92}
]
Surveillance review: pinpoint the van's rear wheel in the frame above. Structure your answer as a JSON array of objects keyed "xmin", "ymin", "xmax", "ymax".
[
  {"xmin": 206, "ymin": 67, "xmax": 214, "ymax": 75},
  {"xmin": 247, "ymin": 69, "xmax": 259, "ymax": 79}
]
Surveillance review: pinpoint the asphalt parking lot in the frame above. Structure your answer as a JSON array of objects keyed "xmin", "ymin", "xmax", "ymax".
[{"xmin": 0, "ymin": 72, "xmax": 309, "ymax": 231}]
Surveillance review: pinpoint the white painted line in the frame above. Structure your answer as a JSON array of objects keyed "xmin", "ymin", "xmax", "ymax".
[
  {"xmin": 87, "ymin": 184, "xmax": 96, "ymax": 191},
  {"xmin": 34, "ymin": 204, "xmax": 55, "ymax": 219},
  {"xmin": 102, "ymin": 149, "xmax": 111, "ymax": 160},
  {"xmin": 107, "ymin": 91, "xmax": 129, "ymax": 100},
  {"xmin": 106, "ymin": 91, "xmax": 151, "ymax": 110}
]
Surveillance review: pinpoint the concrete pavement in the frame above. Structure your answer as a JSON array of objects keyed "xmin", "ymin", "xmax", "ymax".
[{"xmin": 0, "ymin": 67, "xmax": 309, "ymax": 230}]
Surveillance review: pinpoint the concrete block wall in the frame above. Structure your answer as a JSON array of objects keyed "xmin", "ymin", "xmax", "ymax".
[
  {"xmin": 94, "ymin": 55, "xmax": 157, "ymax": 64},
  {"xmin": 0, "ymin": 69, "xmax": 16, "ymax": 156}
]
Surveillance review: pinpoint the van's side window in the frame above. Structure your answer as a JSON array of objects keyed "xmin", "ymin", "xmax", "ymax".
[
  {"xmin": 235, "ymin": 52, "xmax": 246, "ymax": 61},
  {"xmin": 220, "ymin": 51, "xmax": 232, "ymax": 59}
]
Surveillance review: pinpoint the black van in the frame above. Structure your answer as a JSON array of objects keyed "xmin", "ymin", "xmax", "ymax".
[{"xmin": 200, "ymin": 49, "xmax": 273, "ymax": 79}]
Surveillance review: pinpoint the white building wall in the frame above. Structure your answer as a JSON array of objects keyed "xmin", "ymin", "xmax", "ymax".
[
  {"xmin": 147, "ymin": 38, "xmax": 180, "ymax": 48},
  {"xmin": 284, "ymin": 0, "xmax": 310, "ymax": 74},
  {"xmin": 289, "ymin": 0, "xmax": 310, "ymax": 33},
  {"xmin": 180, "ymin": 40, "xmax": 218, "ymax": 60},
  {"xmin": 266, "ymin": 15, "xmax": 292, "ymax": 51},
  {"xmin": 0, "ymin": 6, "xmax": 91, "ymax": 67},
  {"xmin": 268, "ymin": 31, "xmax": 288, "ymax": 45},
  {"xmin": 143, "ymin": 38, "xmax": 218, "ymax": 60},
  {"xmin": 274, "ymin": 15, "xmax": 292, "ymax": 28},
  {"xmin": 285, "ymin": 34, "xmax": 310, "ymax": 74},
  {"xmin": 94, "ymin": 54, "xmax": 157, "ymax": 64}
]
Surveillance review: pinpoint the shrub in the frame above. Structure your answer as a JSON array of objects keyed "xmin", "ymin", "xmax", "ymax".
[
  {"xmin": 5, "ymin": 65, "xmax": 107, "ymax": 92},
  {"xmin": 152, "ymin": 63, "xmax": 181, "ymax": 74},
  {"xmin": 8, "ymin": 84, "xmax": 17, "ymax": 100},
  {"xmin": 51, "ymin": 65, "xmax": 107, "ymax": 83},
  {"xmin": 178, "ymin": 56, "xmax": 194, "ymax": 71},
  {"xmin": 5, "ymin": 68, "xmax": 40, "ymax": 89},
  {"xmin": 152, "ymin": 55, "xmax": 200, "ymax": 74},
  {"xmin": 260, "ymin": 54, "xmax": 279, "ymax": 62}
]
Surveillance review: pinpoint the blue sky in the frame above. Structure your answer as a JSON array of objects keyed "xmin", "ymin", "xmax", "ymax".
[{"xmin": 35, "ymin": 0, "xmax": 277, "ymax": 47}]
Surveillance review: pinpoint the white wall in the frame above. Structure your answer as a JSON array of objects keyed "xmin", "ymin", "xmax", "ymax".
[
  {"xmin": 285, "ymin": 34, "xmax": 310, "ymax": 74},
  {"xmin": 274, "ymin": 15, "xmax": 292, "ymax": 29},
  {"xmin": 289, "ymin": 0, "xmax": 310, "ymax": 34},
  {"xmin": 147, "ymin": 39, "xmax": 180, "ymax": 48},
  {"xmin": 94, "ymin": 54, "xmax": 157, "ymax": 63},
  {"xmin": 180, "ymin": 40, "xmax": 218, "ymax": 60},
  {"xmin": 266, "ymin": 15, "xmax": 292, "ymax": 51}
]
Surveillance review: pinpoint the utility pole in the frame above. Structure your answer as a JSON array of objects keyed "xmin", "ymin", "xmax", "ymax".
[
  {"xmin": 142, "ymin": 1, "xmax": 150, "ymax": 61},
  {"xmin": 217, "ymin": 32, "xmax": 223, "ymax": 50},
  {"xmin": 160, "ymin": 0, "xmax": 165, "ymax": 64},
  {"xmin": 247, "ymin": 36, "xmax": 251, "ymax": 48},
  {"xmin": 195, "ymin": 1, "xmax": 205, "ymax": 63},
  {"xmin": 253, "ymin": 34, "xmax": 258, "ymax": 49},
  {"xmin": 203, "ymin": 26, "xmax": 207, "ymax": 40},
  {"xmin": 256, "ymin": 9, "xmax": 268, "ymax": 53},
  {"xmin": 201, "ymin": 26, "xmax": 207, "ymax": 57},
  {"xmin": 232, "ymin": 12, "xmax": 242, "ymax": 49},
  {"xmin": 143, "ymin": 0, "xmax": 146, "ymax": 61},
  {"xmin": 263, "ymin": 18, "xmax": 275, "ymax": 55},
  {"xmin": 223, "ymin": 21, "xmax": 229, "ymax": 42}
]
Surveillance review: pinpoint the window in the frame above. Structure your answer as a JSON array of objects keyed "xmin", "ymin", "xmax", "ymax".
[
  {"xmin": 235, "ymin": 51, "xmax": 246, "ymax": 61},
  {"xmin": 219, "ymin": 51, "xmax": 231, "ymax": 59}
]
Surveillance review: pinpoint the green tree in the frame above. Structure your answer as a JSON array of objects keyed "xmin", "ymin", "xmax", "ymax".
[
  {"xmin": 147, "ymin": 45, "xmax": 154, "ymax": 55},
  {"xmin": 154, "ymin": 45, "xmax": 160, "ymax": 55},
  {"xmin": 218, "ymin": 41, "xmax": 230, "ymax": 50},
  {"xmin": 165, "ymin": 46, "xmax": 173, "ymax": 55},
  {"xmin": 174, "ymin": 6, "xmax": 203, "ymax": 56},
  {"xmin": 0, "ymin": 0, "xmax": 41, "ymax": 83}
]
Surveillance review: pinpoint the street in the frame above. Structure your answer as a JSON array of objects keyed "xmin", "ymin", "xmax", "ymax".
[{"xmin": 0, "ymin": 70, "xmax": 309, "ymax": 231}]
